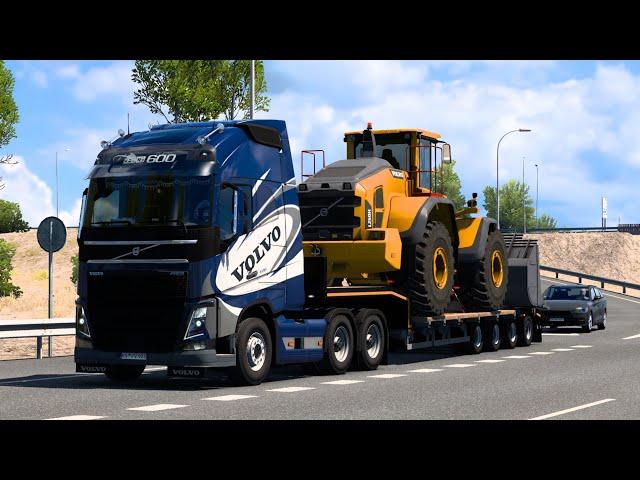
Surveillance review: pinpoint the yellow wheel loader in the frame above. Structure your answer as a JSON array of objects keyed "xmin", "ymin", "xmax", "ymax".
[{"xmin": 298, "ymin": 123, "xmax": 508, "ymax": 316}]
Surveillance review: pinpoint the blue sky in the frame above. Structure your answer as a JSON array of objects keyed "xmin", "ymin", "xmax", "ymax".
[{"xmin": 1, "ymin": 60, "xmax": 640, "ymax": 227}]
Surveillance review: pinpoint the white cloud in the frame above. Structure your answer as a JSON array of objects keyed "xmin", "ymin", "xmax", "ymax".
[
  {"xmin": 0, "ymin": 158, "xmax": 81, "ymax": 227},
  {"xmin": 56, "ymin": 61, "xmax": 136, "ymax": 104}
]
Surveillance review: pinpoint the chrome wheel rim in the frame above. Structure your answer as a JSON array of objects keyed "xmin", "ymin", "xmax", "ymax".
[
  {"xmin": 366, "ymin": 323, "xmax": 382, "ymax": 359},
  {"xmin": 492, "ymin": 324, "xmax": 500, "ymax": 346},
  {"xmin": 525, "ymin": 321, "xmax": 533, "ymax": 341},
  {"xmin": 509, "ymin": 322, "xmax": 517, "ymax": 343},
  {"xmin": 473, "ymin": 326, "xmax": 482, "ymax": 349},
  {"xmin": 333, "ymin": 325, "xmax": 350, "ymax": 363},
  {"xmin": 246, "ymin": 332, "xmax": 266, "ymax": 372},
  {"xmin": 603, "ymin": 313, "xmax": 607, "ymax": 326},
  {"xmin": 588, "ymin": 314, "xmax": 592, "ymax": 330}
]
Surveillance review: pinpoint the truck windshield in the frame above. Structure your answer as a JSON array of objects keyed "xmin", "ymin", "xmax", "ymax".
[{"xmin": 82, "ymin": 176, "xmax": 212, "ymax": 227}]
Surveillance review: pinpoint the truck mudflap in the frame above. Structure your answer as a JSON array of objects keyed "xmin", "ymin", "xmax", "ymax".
[{"xmin": 74, "ymin": 347, "xmax": 236, "ymax": 369}]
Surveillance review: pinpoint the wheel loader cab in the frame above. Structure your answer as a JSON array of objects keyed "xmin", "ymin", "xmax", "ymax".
[{"xmin": 344, "ymin": 127, "xmax": 442, "ymax": 196}]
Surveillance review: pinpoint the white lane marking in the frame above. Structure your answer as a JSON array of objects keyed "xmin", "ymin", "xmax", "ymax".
[
  {"xmin": 321, "ymin": 379, "xmax": 365, "ymax": 385},
  {"xmin": 570, "ymin": 345, "xmax": 593, "ymax": 348},
  {"xmin": 502, "ymin": 355, "xmax": 531, "ymax": 359},
  {"xmin": 623, "ymin": 333, "xmax": 640, "ymax": 340},
  {"xmin": 407, "ymin": 368, "xmax": 444, "ymax": 373},
  {"xmin": 552, "ymin": 348, "xmax": 574, "ymax": 352},
  {"xmin": 543, "ymin": 333, "xmax": 579, "ymax": 336},
  {"xmin": 475, "ymin": 359, "xmax": 506, "ymax": 363},
  {"xmin": 46, "ymin": 415, "xmax": 105, "ymax": 420},
  {"xmin": 204, "ymin": 395, "xmax": 257, "ymax": 402},
  {"xmin": 529, "ymin": 352, "xmax": 555, "ymax": 355},
  {"xmin": 444, "ymin": 364, "xmax": 476, "ymax": 368},
  {"xmin": 529, "ymin": 399, "xmax": 616, "ymax": 420},
  {"xmin": 266, "ymin": 386, "xmax": 316, "ymax": 393},
  {"xmin": 367, "ymin": 373, "xmax": 408, "ymax": 379},
  {"xmin": 127, "ymin": 404, "xmax": 189, "ymax": 412}
]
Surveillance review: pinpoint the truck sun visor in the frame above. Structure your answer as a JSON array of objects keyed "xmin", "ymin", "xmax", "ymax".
[{"xmin": 238, "ymin": 123, "xmax": 283, "ymax": 150}]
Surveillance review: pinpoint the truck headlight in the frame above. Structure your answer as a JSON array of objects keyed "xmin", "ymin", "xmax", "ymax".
[
  {"xmin": 185, "ymin": 306, "xmax": 208, "ymax": 340},
  {"xmin": 575, "ymin": 306, "xmax": 588, "ymax": 313},
  {"xmin": 76, "ymin": 305, "xmax": 91, "ymax": 338}
]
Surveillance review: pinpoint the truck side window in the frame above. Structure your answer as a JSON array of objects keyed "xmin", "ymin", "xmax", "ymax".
[{"xmin": 219, "ymin": 185, "xmax": 236, "ymax": 240}]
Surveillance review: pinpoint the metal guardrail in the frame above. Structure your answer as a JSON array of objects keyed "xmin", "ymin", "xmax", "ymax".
[
  {"xmin": 539, "ymin": 265, "xmax": 640, "ymax": 295},
  {"xmin": 0, "ymin": 318, "xmax": 75, "ymax": 359}
]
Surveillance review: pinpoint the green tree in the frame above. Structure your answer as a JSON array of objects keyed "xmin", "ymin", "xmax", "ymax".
[
  {"xmin": 0, "ymin": 199, "xmax": 29, "ymax": 233},
  {"xmin": 0, "ymin": 239, "xmax": 22, "ymax": 298},
  {"xmin": 0, "ymin": 60, "xmax": 20, "ymax": 187},
  {"xmin": 433, "ymin": 159, "xmax": 465, "ymax": 209},
  {"xmin": 70, "ymin": 254, "xmax": 78, "ymax": 285},
  {"xmin": 132, "ymin": 60, "xmax": 269, "ymax": 123},
  {"xmin": 483, "ymin": 179, "xmax": 556, "ymax": 231},
  {"xmin": 536, "ymin": 213, "xmax": 557, "ymax": 229}
]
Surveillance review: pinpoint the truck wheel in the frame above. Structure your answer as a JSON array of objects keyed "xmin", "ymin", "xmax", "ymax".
[
  {"xmin": 582, "ymin": 312, "xmax": 593, "ymax": 333},
  {"xmin": 465, "ymin": 323, "xmax": 484, "ymax": 354},
  {"xmin": 229, "ymin": 317, "xmax": 272, "ymax": 386},
  {"xmin": 355, "ymin": 309, "xmax": 385, "ymax": 370},
  {"xmin": 518, "ymin": 316, "xmax": 534, "ymax": 346},
  {"xmin": 104, "ymin": 364, "xmax": 145, "ymax": 381},
  {"xmin": 458, "ymin": 230, "xmax": 508, "ymax": 311},
  {"xmin": 502, "ymin": 320, "xmax": 518, "ymax": 349},
  {"xmin": 483, "ymin": 321, "xmax": 501, "ymax": 352},
  {"xmin": 316, "ymin": 313, "xmax": 354, "ymax": 375},
  {"xmin": 410, "ymin": 221, "xmax": 455, "ymax": 316}
]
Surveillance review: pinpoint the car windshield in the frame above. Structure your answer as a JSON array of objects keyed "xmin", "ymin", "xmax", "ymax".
[
  {"xmin": 546, "ymin": 286, "xmax": 590, "ymax": 300},
  {"xmin": 82, "ymin": 176, "xmax": 212, "ymax": 227}
]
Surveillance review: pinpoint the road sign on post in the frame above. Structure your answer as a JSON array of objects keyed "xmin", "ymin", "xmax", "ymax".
[{"xmin": 36, "ymin": 217, "xmax": 67, "ymax": 359}]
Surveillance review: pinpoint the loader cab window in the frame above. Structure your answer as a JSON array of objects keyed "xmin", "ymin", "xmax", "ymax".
[
  {"xmin": 418, "ymin": 138, "xmax": 432, "ymax": 190},
  {"xmin": 353, "ymin": 133, "xmax": 411, "ymax": 171}
]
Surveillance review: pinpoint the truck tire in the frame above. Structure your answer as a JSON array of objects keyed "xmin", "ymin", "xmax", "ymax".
[
  {"xmin": 229, "ymin": 317, "xmax": 272, "ymax": 386},
  {"xmin": 316, "ymin": 313, "xmax": 354, "ymax": 375},
  {"xmin": 409, "ymin": 221, "xmax": 455, "ymax": 316},
  {"xmin": 465, "ymin": 323, "xmax": 484, "ymax": 354},
  {"xmin": 518, "ymin": 316, "xmax": 534, "ymax": 346},
  {"xmin": 502, "ymin": 320, "xmax": 518, "ymax": 349},
  {"xmin": 483, "ymin": 321, "xmax": 501, "ymax": 352},
  {"xmin": 458, "ymin": 230, "xmax": 508, "ymax": 311},
  {"xmin": 104, "ymin": 364, "xmax": 145, "ymax": 382},
  {"xmin": 354, "ymin": 309, "xmax": 385, "ymax": 370}
]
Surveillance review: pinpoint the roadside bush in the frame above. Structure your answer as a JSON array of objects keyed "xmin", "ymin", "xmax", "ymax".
[
  {"xmin": 70, "ymin": 254, "xmax": 78, "ymax": 285},
  {"xmin": 0, "ymin": 239, "xmax": 22, "ymax": 298},
  {"xmin": 0, "ymin": 199, "xmax": 30, "ymax": 233}
]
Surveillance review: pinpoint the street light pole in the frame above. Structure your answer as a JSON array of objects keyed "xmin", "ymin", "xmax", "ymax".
[
  {"xmin": 496, "ymin": 128, "xmax": 531, "ymax": 229},
  {"xmin": 250, "ymin": 60, "xmax": 255, "ymax": 119},
  {"xmin": 535, "ymin": 163, "xmax": 539, "ymax": 228},
  {"xmin": 523, "ymin": 156, "xmax": 526, "ymax": 234}
]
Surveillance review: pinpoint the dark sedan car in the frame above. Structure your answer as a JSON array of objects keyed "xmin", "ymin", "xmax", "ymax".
[{"xmin": 541, "ymin": 285, "xmax": 607, "ymax": 333}]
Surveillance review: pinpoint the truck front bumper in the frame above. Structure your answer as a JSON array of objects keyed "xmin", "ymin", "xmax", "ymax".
[{"xmin": 74, "ymin": 347, "xmax": 236, "ymax": 369}]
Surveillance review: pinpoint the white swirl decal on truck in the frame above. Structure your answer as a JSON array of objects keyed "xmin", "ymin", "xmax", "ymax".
[{"xmin": 215, "ymin": 204, "xmax": 301, "ymax": 295}]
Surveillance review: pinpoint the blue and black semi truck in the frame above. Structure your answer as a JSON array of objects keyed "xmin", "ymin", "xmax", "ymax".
[{"xmin": 75, "ymin": 120, "xmax": 542, "ymax": 385}]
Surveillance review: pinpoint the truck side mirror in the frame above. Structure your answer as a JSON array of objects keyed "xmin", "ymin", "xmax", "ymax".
[{"xmin": 442, "ymin": 144, "xmax": 452, "ymax": 164}]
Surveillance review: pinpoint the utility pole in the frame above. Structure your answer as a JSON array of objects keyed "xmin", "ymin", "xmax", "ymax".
[
  {"xmin": 523, "ymin": 156, "xmax": 526, "ymax": 234},
  {"xmin": 250, "ymin": 60, "xmax": 255, "ymax": 119},
  {"xmin": 535, "ymin": 163, "xmax": 539, "ymax": 228}
]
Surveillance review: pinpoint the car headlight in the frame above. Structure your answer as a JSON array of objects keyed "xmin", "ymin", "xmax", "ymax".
[
  {"xmin": 76, "ymin": 305, "xmax": 91, "ymax": 338},
  {"xmin": 184, "ymin": 306, "xmax": 208, "ymax": 340},
  {"xmin": 574, "ymin": 306, "xmax": 588, "ymax": 313}
]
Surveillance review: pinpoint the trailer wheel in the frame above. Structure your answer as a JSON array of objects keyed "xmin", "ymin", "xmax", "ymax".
[
  {"xmin": 104, "ymin": 364, "xmax": 145, "ymax": 382},
  {"xmin": 502, "ymin": 320, "xmax": 518, "ymax": 349},
  {"xmin": 458, "ymin": 230, "xmax": 508, "ymax": 311},
  {"xmin": 483, "ymin": 321, "xmax": 501, "ymax": 352},
  {"xmin": 518, "ymin": 316, "xmax": 534, "ymax": 347},
  {"xmin": 229, "ymin": 317, "xmax": 272, "ymax": 386},
  {"xmin": 316, "ymin": 313, "xmax": 354, "ymax": 375},
  {"xmin": 409, "ymin": 221, "xmax": 455, "ymax": 316},
  {"xmin": 355, "ymin": 309, "xmax": 385, "ymax": 370},
  {"xmin": 466, "ymin": 323, "xmax": 484, "ymax": 354}
]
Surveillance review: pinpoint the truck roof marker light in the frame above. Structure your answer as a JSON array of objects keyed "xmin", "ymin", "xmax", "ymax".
[
  {"xmin": 100, "ymin": 140, "xmax": 110, "ymax": 150},
  {"xmin": 367, "ymin": 122, "xmax": 373, "ymax": 129},
  {"xmin": 118, "ymin": 129, "xmax": 125, "ymax": 138},
  {"xmin": 197, "ymin": 122, "xmax": 225, "ymax": 145}
]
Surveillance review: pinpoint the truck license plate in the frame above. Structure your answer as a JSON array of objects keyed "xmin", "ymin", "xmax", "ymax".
[
  {"xmin": 120, "ymin": 352, "xmax": 147, "ymax": 360},
  {"xmin": 550, "ymin": 317, "xmax": 564, "ymax": 322}
]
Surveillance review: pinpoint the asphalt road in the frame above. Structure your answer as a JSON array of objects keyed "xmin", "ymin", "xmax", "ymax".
[{"xmin": 1, "ymin": 277, "xmax": 639, "ymax": 420}]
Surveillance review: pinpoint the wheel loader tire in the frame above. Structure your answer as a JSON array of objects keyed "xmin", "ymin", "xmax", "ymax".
[
  {"xmin": 409, "ymin": 221, "xmax": 455, "ymax": 316},
  {"xmin": 458, "ymin": 229, "xmax": 508, "ymax": 311}
]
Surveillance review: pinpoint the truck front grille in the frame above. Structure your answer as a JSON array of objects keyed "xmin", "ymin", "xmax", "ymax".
[{"xmin": 87, "ymin": 269, "xmax": 187, "ymax": 353}]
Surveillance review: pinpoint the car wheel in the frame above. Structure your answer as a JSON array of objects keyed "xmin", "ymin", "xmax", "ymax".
[
  {"xmin": 598, "ymin": 311, "xmax": 607, "ymax": 330},
  {"xmin": 582, "ymin": 312, "xmax": 593, "ymax": 333}
]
